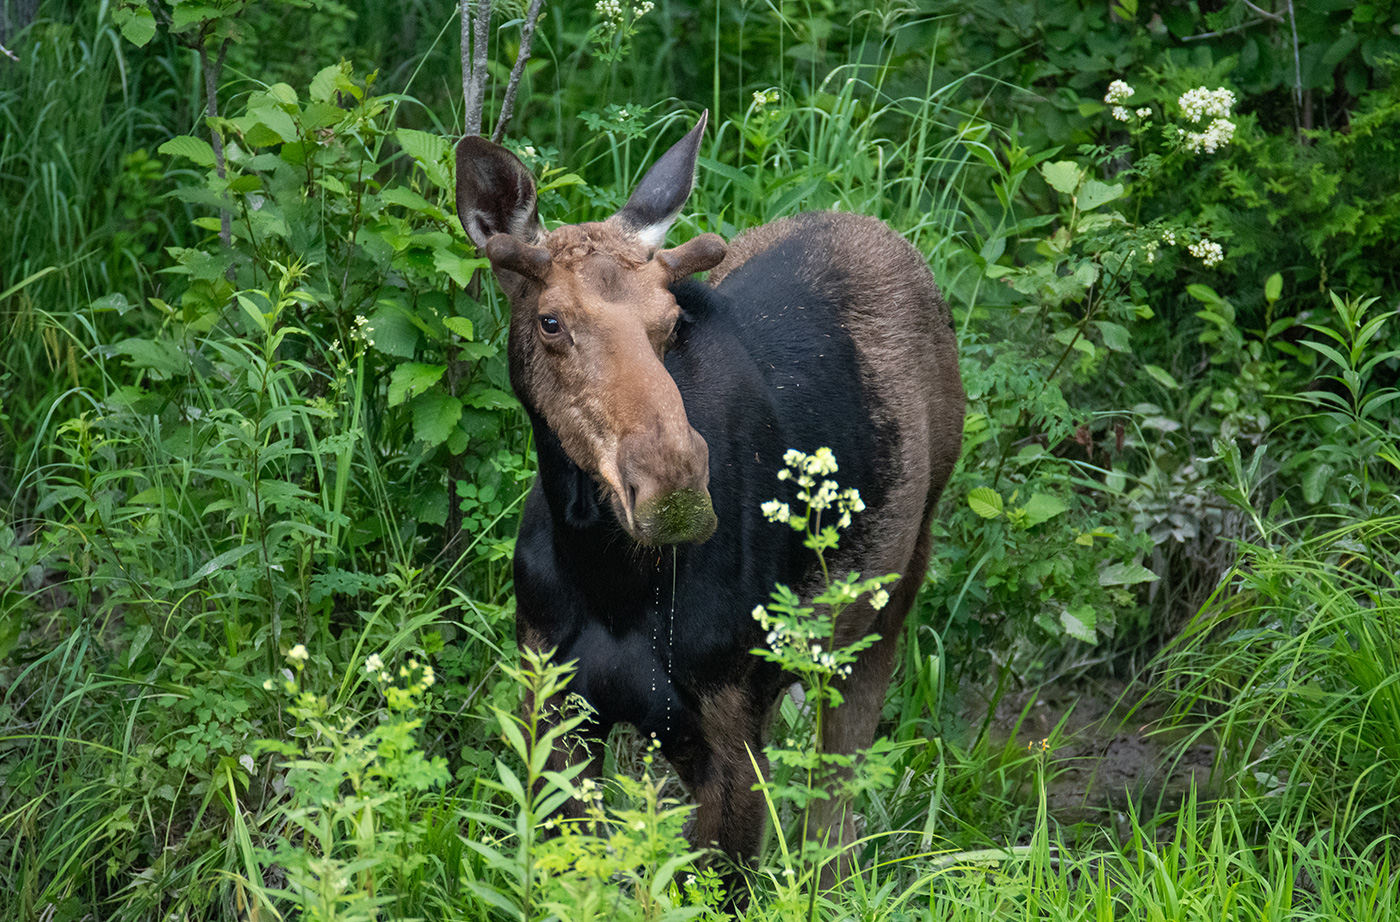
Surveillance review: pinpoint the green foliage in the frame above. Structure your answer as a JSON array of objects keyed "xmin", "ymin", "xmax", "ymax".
[{"xmin": 2, "ymin": 0, "xmax": 1399, "ymax": 919}]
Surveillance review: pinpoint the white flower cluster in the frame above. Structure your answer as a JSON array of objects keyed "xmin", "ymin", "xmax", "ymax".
[
  {"xmin": 365, "ymin": 652, "xmax": 389, "ymax": 682},
  {"xmin": 1104, "ymin": 80, "xmax": 1134, "ymax": 105},
  {"xmin": 770, "ymin": 447, "xmax": 865, "ymax": 528},
  {"xmin": 751, "ymin": 88, "xmax": 781, "ymax": 111},
  {"xmin": 1188, "ymin": 238, "xmax": 1224, "ymax": 267},
  {"xmin": 1178, "ymin": 87, "xmax": 1237, "ymax": 154},
  {"xmin": 596, "ymin": 0, "xmax": 652, "ymax": 27},
  {"xmin": 751, "ymin": 605, "xmax": 853, "ymax": 678},
  {"xmin": 287, "ymin": 643, "xmax": 309, "ymax": 665},
  {"xmin": 1104, "ymin": 80, "xmax": 1135, "ymax": 122}
]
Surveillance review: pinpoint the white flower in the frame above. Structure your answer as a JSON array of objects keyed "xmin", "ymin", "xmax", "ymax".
[
  {"xmin": 365, "ymin": 653, "xmax": 384, "ymax": 675},
  {"xmin": 634, "ymin": 0, "xmax": 654, "ymax": 15},
  {"xmin": 1112, "ymin": 106, "xmax": 1131, "ymax": 122},
  {"xmin": 1136, "ymin": 107, "xmax": 1152, "ymax": 119},
  {"xmin": 1104, "ymin": 80, "xmax": 1135, "ymax": 105},
  {"xmin": 809, "ymin": 480, "xmax": 838, "ymax": 512},
  {"xmin": 1184, "ymin": 118, "xmax": 1236, "ymax": 154},
  {"xmin": 808, "ymin": 447, "xmax": 838, "ymax": 476},
  {"xmin": 1178, "ymin": 86, "xmax": 1235, "ymax": 123},
  {"xmin": 870, "ymin": 588, "xmax": 890, "ymax": 610},
  {"xmin": 1161, "ymin": 228, "xmax": 1177, "ymax": 246},
  {"xmin": 286, "ymin": 644, "xmax": 309, "ymax": 665},
  {"xmin": 1188, "ymin": 238, "xmax": 1224, "ymax": 267},
  {"xmin": 262, "ymin": 678, "xmax": 274, "ymax": 690},
  {"xmin": 761, "ymin": 499, "xmax": 792, "ymax": 523}
]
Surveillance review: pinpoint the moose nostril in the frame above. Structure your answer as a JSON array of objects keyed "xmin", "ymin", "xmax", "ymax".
[{"xmin": 627, "ymin": 483, "xmax": 638, "ymax": 513}]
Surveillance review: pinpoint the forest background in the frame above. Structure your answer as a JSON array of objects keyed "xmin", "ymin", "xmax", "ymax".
[{"xmin": 2, "ymin": 0, "xmax": 1399, "ymax": 919}]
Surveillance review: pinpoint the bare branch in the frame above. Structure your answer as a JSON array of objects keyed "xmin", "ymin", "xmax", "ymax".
[
  {"xmin": 492, "ymin": 0, "xmax": 545, "ymax": 144},
  {"xmin": 463, "ymin": 0, "xmax": 492, "ymax": 137},
  {"xmin": 0, "ymin": 42, "xmax": 18, "ymax": 62},
  {"xmin": 1241, "ymin": 0, "xmax": 1284, "ymax": 22},
  {"xmin": 200, "ymin": 36, "xmax": 234, "ymax": 252}
]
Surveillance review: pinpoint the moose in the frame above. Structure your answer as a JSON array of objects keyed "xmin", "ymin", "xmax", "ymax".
[{"xmin": 455, "ymin": 113, "xmax": 964, "ymax": 895}]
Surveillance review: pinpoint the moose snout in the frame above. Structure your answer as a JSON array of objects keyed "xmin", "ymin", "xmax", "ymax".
[{"xmin": 616, "ymin": 425, "xmax": 717, "ymax": 545}]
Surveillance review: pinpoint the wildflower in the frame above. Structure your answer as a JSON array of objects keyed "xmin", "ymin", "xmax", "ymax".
[
  {"xmin": 421, "ymin": 664, "xmax": 436, "ymax": 687},
  {"xmin": 1103, "ymin": 80, "xmax": 1134, "ymax": 105},
  {"xmin": 633, "ymin": 820, "xmax": 646, "ymax": 831},
  {"xmin": 1136, "ymin": 107, "xmax": 1152, "ymax": 119},
  {"xmin": 1188, "ymin": 238, "xmax": 1224, "ymax": 267},
  {"xmin": 808, "ymin": 447, "xmax": 838, "ymax": 476},
  {"xmin": 1184, "ymin": 118, "xmax": 1236, "ymax": 154},
  {"xmin": 365, "ymin": 653, "xmax": 384, "ymax": 675},
  {"xmin": 262, "ymin": 678, "xmax": 274, "ymax": 690},
  {"xmin": 521, "ymin": 145, "xmax": 536, "ymax": 159},
  {"xmin": 1178, "ymin": 87, "xmax": 1235, "ymax": 123},
  {"xmin": 761, "ymin": 499, "xmax": 792, "ymax": 523},
  {"xmin": 595, "ymin": 0, "xmax": 623, "ymax": 24},
  {"xmin": 1111, "ymin": 106, "xmax": 1131, "ymax": 122},
  {"xmin": 286, "ymin": 644, "xmax": 309, "ymax": 665},
  {"xmin": 634, "ymin": 1, "xmax": 654, "ymax": 15},
  {"xmin": 870, "ymin": 588, "xmax": 890, "ymax": 610},
  {"xmin": 1161, "ymin": 228, "xmax": 1177, "ymax": 246}
]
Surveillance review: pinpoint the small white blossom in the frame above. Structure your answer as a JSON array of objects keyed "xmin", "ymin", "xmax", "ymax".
[
  {"xmin": 761, "ymin": 499, "xmax": 792, "ymax": 523},
  {"xmin": 1111, "ymin": 106, "xmax": 1131, "ymax": 122},
  {"xmin": 1178, "ymin": 86, "xmax": 1235, "ymax": 123},
  {"xmin": 286, "ymin": 644, "xmax": 309, "ymax": 665},
  {"xmin": 1104, "ymin": 80, "xmax": 1135, "ymax": 105},
  {"xmin": 1161, "ymin": 229, "xmax": 1177, "ymax": 246},
  {"xmin": 262, "ymin": 678, "xmax": 274, "ymax": 690},
  {"xmin": 870, "ymin": 588, "xmax": 890, "ymax": 610},
  {"xmin": 365, "ymin": 653, "xmax": 384, "ymax": 675},
  {"xmin": 1188, "ymin": 238, "xmax": 1224, "ymax": 267},
  {"xmin": 1136, "ymin": 107, "xmax": 1152, "ymax": 119},
  {"xmin": 1184, "ymin": 118, "xmax": 1236, "ymax": 154}
]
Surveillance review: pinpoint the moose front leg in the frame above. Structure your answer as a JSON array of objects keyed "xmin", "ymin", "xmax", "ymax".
[{"xmin": 664, "ymin": 686, "xmax": 770, "ymax": 905}]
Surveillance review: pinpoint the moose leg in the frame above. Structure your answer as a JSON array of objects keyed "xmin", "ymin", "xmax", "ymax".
[
  {"xmin": 810, "ymin": 526, "xmax": 933, "ymax": 886},
  {"xmin": 665, "ymin": 686, "xmax": 770, "ymax": 906}
]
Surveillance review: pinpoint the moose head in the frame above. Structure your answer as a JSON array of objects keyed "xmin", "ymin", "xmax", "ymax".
[{"xmin": 456, "ymin": 114, "xmax": 728, "ymax": 545}]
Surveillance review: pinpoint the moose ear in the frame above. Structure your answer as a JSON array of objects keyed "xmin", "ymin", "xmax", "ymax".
[
  {"xmin": 456, "ymin": 135, "xmax": 546, "ymax": 249},
  {"xmin": 611, "ymin": 111, "xmax": 708, "ymax": 250}
]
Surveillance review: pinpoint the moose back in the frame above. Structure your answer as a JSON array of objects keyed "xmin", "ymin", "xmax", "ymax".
[{"xmin": 455, "ymin": 113, "xmax": 964, "ymax": 883}]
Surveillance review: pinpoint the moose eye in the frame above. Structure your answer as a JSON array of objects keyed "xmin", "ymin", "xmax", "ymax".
[{"xmin": 539, "ymin": 314, "xmax": 561, "ymax": 336}]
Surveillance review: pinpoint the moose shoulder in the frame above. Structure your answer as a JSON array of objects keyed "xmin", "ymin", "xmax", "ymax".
[{"xmin": 455, "ymin": 113, "xmax": 964, "ymax": 892}]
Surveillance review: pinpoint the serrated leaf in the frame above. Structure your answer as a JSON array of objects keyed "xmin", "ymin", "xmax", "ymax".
[
  {"xmin": 411, "ymin": 392, "xmax": 464, "ymax": 447},
  {"xmin": 388, "ymin": 363, "xmax": 446, "ymax": 407},
  {"xmin": 967, "ymin": 487, "xmax": 1004, "ymax": 519},
  {"xmin": 434, "ymin": 249, "xmax": 486, "ymax": 288},
  {"xmin": 310, "ymin": 63, "xmax": 345, "ymax": 102},
  {"xmin": 159, "ymin": 135, "xmax": 217, "ymax": 168},
  {"xmin": 1020, "ymin": 493, "xmax": 1069, "ymax": 526},
  {"xmin": 1041, "ymin": 160, "xmax": 1082, "ymax": 195},
  {"xmin": 465, "ymin": 387, "xmax": 518, "ymax": 411},
  {"xmin": 1098, "ymin": 560, "xmax": 1160, "ymax": 586},
  {"xmin": 397, "ymin": 129, "xmax": 451, "ymax": 189},
  {"xmin": 443, "ymin": 317, "xmax": 475, "ymax": 340},
  {"xmin": 1302, "ymin": 462, "xmax": 1334, "ymax": 503},
  {"xmin": 1061, "ymin": 605, "xmax": 1098, "ymax": 643},
  {"xmin": 266, "ymin": 83, "xmax": 297, "ymax": 106},
  {"xmin": 365, "ymin": 305, "xmax": 420, "ymax": 357}
]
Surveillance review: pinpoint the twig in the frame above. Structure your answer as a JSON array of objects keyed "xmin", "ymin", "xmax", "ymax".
[
  {"xmin": 492, "ymin": 0, "xmax": 545, "ymax": 144},
  {"xmin": 0, "ymin": 42, "xmax": 18, "ymax": 62},
  {"xmin": 1241, "ymin": 0, "xmax": 1284, "ymax": 22},
  {"xmin": 1182, "ymin": 18, "xmax": 1269, "ymax": 41},
  {"xmin": 462, "ymin": 0, "xmax": 492, "ymax": 137}
]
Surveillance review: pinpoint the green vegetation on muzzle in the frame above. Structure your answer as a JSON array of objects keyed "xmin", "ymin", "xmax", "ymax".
[{"xmin": 636, "ymin": 488, "xmax": 717, "ymax": 545}]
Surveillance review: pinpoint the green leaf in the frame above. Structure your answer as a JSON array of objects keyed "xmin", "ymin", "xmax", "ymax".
[
  {"xmin": 1077, "ymin": 179, "xmax": 1123, "ymax": 211},
  {"xmin": 159, "ymin": 135, "xmax": 217, "ymax": 168},
  {"xmin": 1264, "ymin": 272, "xmax": 1283, "ymax": 303},
  {"xmin": 1061, "ymin": 605, "xmax": 1098, "ymax": 643},
  {"xmin": 967, "ymin": 487, "xmax": 1004, "ymax": 519},
  {"xmin": 365, "ymin": 305, "xmax": 420, "ymax": 357},
  {"xmin": 1020, "ymin": 493, "xmax": 1069, "ymax": 526},
  {"xmin": 397, "ymin": 129, "xmax": 451, "ymax": 189},
  {"xmin": 1041, "ymin": 160, "xmax": 1082, "ymax": 195},
  {"xmin": 1302, "ymin": 462, "xmax": 1334, "ymax": 504},
  {"xmin": 443, "ymin": 317, "xmax": 475, "ymax": 340},
  {"xmin": 1098, "ymin": 560, "xmax": 1159, "ymax": 586},
  {"xmin": 1143, "ymin": 364, "xmax": 1180, "ymax": 389},
  {"xmin": 381, "ymin": 186, "xmax": 446, "ymax": 221},
  {"xmin": 388, "ymin": 363, "xmax": 447, "ymax": 407},
  {"xmin": 187, "ymin": 544, "xmax": 260, "ymax": 583},
  {"xmin": 171, "ymin": 4, "xmax": 223, "ymax": 31},
  {"xmin": 464, "ymin": 387, "xmax": 519, "ymax": 411},
  {"xmin": 1096, "ymin": 320, "xmax": 1132, "ymax": 352},
  {"xmin": 433, "ymin": 249, "xmax": 487, "ymax": 288},
  {"xmin": 411, "ymin": 392, "xmax": 464, "ymax": 447},
  {"xmin": 310, "ymin": 63, "xmax": 346, "ymax": 102},
  {"xmin": 112, "ymin": 4, "xmax": 157, "ymax": 46}
]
